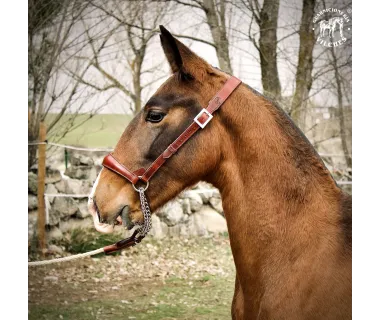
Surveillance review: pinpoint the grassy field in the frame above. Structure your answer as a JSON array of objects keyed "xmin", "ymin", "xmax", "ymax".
[
  {"xmin": 45, "ymin": 113, "xmax": 133, "ymax": 148},
  {"xmin": 29, "ymin": 235, "xmax": 235, "ymax": 320}
]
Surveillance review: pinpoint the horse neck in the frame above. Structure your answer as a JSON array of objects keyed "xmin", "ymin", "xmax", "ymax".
[{"xmin": 208, "ymin": 84, "xmax": 343, "ymax": 258}]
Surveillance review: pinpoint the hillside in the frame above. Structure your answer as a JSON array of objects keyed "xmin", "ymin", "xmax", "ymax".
[{"xmin": 45, "ymin": 114, "xmax": 133, "ymax": 148}]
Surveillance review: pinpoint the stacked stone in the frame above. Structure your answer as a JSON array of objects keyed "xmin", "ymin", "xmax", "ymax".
[
  {"xmin": 28, "ymin": 153, "xmax": 101, "ymax": 243},
  {"xmin": 28, "ymin": 152, "xmax": 228, "ymax": 244}
]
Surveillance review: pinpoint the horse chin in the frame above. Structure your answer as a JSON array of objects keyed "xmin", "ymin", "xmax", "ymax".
[
  {"xmin": 87, "ymin": 198, "xmax": 137, "ymax": 233},
  {"xmin": 87, "ymin": 197, "xmax": 124, "ymax": 234}
]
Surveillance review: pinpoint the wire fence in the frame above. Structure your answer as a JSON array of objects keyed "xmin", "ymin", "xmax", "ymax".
[
  {"xmin": 28, "ymin": 139, "xmax": 352, "ymax": 252},
  {"xmin": 28, "ymin": 141, "xmax": 352, "ymax": 158},
  {"xmin": 28, "ymin": 140, "xmax": 352, "ymax": 180}
]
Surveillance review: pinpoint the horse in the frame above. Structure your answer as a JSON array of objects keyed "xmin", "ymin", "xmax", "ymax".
[
  {"xmin": 319, "ymin": 17, "xmax": 344, "ymax": 39},
  {"xmin": 88, "ymin": 26, "xmax": 352, "ymax": 319}
]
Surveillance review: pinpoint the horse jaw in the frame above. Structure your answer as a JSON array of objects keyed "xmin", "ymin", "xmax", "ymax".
[{"xmin": 87, "ymin": 169, "xmax": 119, "ymax": 234}]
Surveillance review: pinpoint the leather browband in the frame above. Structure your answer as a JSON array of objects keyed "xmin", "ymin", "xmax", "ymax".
[{"xmin": 102, "ymin": 76, "xmax": 242, "ymax": 185}]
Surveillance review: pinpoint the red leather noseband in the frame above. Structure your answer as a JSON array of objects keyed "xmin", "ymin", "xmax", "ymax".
[
  {"xmin": 102, "ymin": 76, "xmax": 242, "ymax": 187},
  {"xmin": 102, "ymin": 153, "xmax": 141, "ymax": 184}
]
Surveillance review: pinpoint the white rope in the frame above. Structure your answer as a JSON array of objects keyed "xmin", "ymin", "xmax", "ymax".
[
  {"xmin": 44, "ymin": 196, "xmax": 50, "ymax": 225},
  {"xmin": 28, "ymin": 141, "xmax": 352, "ymax": 158},
  {"xmin": 319, "ymin": 153, "xmax": 350, "ymax": 157},
  {"xmin": 335, "ymin": 181, "xmax": 352, "ymax": 185},
  {"xmin": 182, "ymin": 188, "xmax": 218, "ymax": 195},
  {"xmin": 28, "ymin": 141, "xmax": 112, "ymax": 152},
  {"xmin": 44, "ymin": 193, "xmax": 89, "ymax": 198},
  {"xmin": 28, "ymin": 248, "xmax": 105, "ymax": 267}
]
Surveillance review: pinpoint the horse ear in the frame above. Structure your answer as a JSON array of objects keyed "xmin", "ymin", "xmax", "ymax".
[{"xmin": 159, "ymin": 25, "xmax": 212, "ymax": 81}]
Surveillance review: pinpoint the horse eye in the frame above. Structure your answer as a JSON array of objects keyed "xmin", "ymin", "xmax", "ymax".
[{"xmin": 146, "ymin": 111, "xmax": 165, "ymax": 123}]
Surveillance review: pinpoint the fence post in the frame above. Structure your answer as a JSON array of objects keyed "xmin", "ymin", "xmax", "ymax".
[
  {"xmin": 65, "ymin": 148, "xmax": 68, "ymax": 170},
  {"xmin": 37, "ymin": 122, "xmax": 46, "ymax": 252}
]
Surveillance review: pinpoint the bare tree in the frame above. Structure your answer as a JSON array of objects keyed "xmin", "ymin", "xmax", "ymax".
[
  {"xmin": 74, "ymin": 0, "xmax": 171, "ymax": 114},
  {"xmin": 28, "ymin": 0, "xmax": 106, "ymax": 169},
  {"xmin": 316, "ymin": 0, "xmax": 352, "ymax": 168},
  {"xmin": 240, "ymin": 0, "xmax": 282, "ymax": 100},
  {"xmin": 171, "ymin": 0, "xmax": 233, "ymax": 74},
  {"xmin": 329, "ymin": 47, "xmax": 352, "ymax": 168},
  {"xmin": 290, "ymin": 0, "xmax": 316, "ymax": 129}
]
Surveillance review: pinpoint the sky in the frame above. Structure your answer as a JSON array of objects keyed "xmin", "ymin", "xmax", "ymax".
[{"xmin": 48, "ymin": 0, "xmax": 352, "ymax": 115}]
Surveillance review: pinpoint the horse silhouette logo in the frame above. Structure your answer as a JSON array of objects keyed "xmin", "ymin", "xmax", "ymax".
[
  {"xmin": 313, "ymin": 8, "xmax": 351, "ymax": 47},
  {"xmin": 319, "ymin": 17, "xmax": 345, "ymax": 39}
]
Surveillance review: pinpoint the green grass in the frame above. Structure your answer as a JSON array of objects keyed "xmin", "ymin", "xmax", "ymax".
[
  {"xmin": 29, "ymin": 236, "xmax": 235, "ymax": 319},
  {"xmin": 45, "ymin": 113, "xmax": 133, "ymax": 148},
  {"xmin": 29, "ymin": 276, "xmax": 233, "ymax": 320},
  {"xmin": 62, "ymin": 228, "xmax": 124, "ymax": 256}
]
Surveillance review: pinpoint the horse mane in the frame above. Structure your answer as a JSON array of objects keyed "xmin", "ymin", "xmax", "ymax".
[
  {"xmin": 243, "ymin": 83, "xmax": 339, "ymax": 183},
  {"xmin": 242, "ymin": 83, "xmax": 352, "ymax": 249}
]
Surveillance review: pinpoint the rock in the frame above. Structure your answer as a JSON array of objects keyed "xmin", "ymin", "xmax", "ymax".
[
  {"xmin": 187, "ymin": 213, "xmax": 208, "ymax": 236},
  {"xmin": 47, "ymin": 207, "xmax": 60, "ymax": 226},
  {"xmin": 54, "ymin": 180, "xmax": 66, "ymax": 193},
  {"xmin": 197, "ymin": 206, "xmax": 227, "ymax": 234},
  {"xmin": 60, "ymin": 218, "xmax": 93, "ymax": 233},
  {"xmin": 52, "ymin": 197, "xmax": 78, "ymax": 218},
  {"xmin": 28, "ymin": 194, "xmax": 38, "ymax": 211},
  {"xmin": 158, "ymin": 201, "xmax": 184, "ymax": 226},
  {"xmin": 55, "ymin": 178, "xmax": 84, "ymax": 195},
  {"xmin": 45, "ymin": 167, "xmax": 62, "ymax": 184},
  {"xmin": 76, "ymin": 199, "xmax": 90, "ymax": 218},
  {"xmin": 81, "ymin": 180, "xmax": 92, "ymax": 195},
  {"xmin": 47, "ymin": 244, "xmax": 64, "ymax": 255},
  {"xmin": 47, "ymin": 226, "xmax": 63, "ymax": 242},
  {"xmin": 45, "ymin": 184, "xmax": 58, "ymax": 204},
  {"xmin": 209, "ymin": 196, "xmax": 224, "ymax": 215},
  {"xmin": 44, "ymin": 276, "xmax": 58, "ymax": 282},
  {"xmin": 71, "ymin": 154, "xmax": 94, "ymax": 166},
  {"xmin": 167, "ymin": 224, "xmax": 181, "ymax": 237},
  {"xmin": 149, "ymin": 215, "xmax": 167, "ymax": 239},
  {"xmin": 28, "ymin": 172, "xmax": 38, "ymax": 195},
  {"xmin": 187, "ymin": 193, "xmax": 203, "ymax": 212},
  {"xmin": 195, "ymin": 182, "xmax": 215, "ymax": 203},
  {"xmin": 160, "ymin": 221, "xmax": 168, "ymax": 236},
  {"xmin": 179, "ymin": 223, "xmax": 191, "ymax": 237},
  {"xmin": 182, "ymin": 198, "xmax": 192, "ymax": 215},
  {"xmin": 65, "ymin": 179, "xmax": 83, "ymax": 194},
  {"xmin": 65, "ymin": 166, "xmax": 96, "ymax": 180},
  {"xmin": 28, "ymin": 211, "xmax": 38, "ymax": 241}
]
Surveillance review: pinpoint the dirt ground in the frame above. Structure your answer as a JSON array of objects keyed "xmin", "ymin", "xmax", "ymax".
[{"xmin": 29, "ymin": 236, "xmax": 236, "ymax": 320}]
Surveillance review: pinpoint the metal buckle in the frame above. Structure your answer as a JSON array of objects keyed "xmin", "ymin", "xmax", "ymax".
[{"xmin": 194, "ymin": 108, "xmax": 213, "ymax": 129}]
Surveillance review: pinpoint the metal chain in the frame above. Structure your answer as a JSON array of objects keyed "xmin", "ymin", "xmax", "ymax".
[
  {"xmin": 136, "ymin": 187, "xmax": 152, "ymax": 237},
  {"xmin": 29, "ymin": 187, "xmax": 152, "ymax": 267}
]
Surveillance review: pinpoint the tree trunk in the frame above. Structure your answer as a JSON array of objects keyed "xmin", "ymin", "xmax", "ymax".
[
  {"xmin": 291, "ymin": 0, "xmax": 316, "ymax": 130},
  {"xmin": 132, "ymin": 53, "xmax": 144, "ymax": 114},
  {"xmin": 259, "ymin": 0, "xmax": 281, "ymax": 100},
  {"xmin": 330, "ymin": 47, "xmax": 352, "ymax": 168},
  {"xmin": 203, "ymin": 0, "xmax": 233, "ymax": 74}
]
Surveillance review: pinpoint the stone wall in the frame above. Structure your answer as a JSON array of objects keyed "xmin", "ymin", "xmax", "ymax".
[{"xmin": 28, "ymin": 153, "xmax": 227, "ymax": 244}]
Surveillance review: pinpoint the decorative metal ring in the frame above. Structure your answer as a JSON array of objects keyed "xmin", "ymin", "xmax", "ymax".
[{"xmin": 132, "ymin": 180, "xmax": 149, "ymax": 192}]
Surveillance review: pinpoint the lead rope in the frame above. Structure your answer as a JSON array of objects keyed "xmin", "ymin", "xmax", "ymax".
[{"xmin": 28, "ymin": 188, "xmax": 152, "ymax": 267}]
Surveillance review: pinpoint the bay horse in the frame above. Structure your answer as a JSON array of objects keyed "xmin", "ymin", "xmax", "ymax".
[{"xmin": 89, "ymin": 26, "xmax": 352, "ymax": 319}]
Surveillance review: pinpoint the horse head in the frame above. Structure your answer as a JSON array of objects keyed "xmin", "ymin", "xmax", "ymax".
[{"xmin": 88, "ymin": 26, "xmax": 234, "ymax": 233}]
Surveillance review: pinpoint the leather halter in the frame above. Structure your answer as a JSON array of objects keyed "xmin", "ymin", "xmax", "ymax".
[
  {"xmin": 102, "ymin": 76, "xmax": 242, "ymax": 186},
  {"xmin": 101, "ymin": 76, "xmax": 241, "ymax": 254}
]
